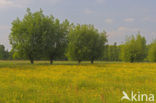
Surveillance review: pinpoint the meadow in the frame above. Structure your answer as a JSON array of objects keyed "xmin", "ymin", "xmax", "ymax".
[{"xmin": 0, "ymin": 61, "xmax": 156, "ymax": 103}]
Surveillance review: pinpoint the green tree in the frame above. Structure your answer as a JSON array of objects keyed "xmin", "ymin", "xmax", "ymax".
[
  {"xmin": 0, "ymin": 44, "xmax": 9, "ymax": 60},
  {"xmin": 120, "ymin": 33, "xmax": 146, "ymax": 62},
  {"xmin": 102, "ymin": 44, "xmax": 109, "ymax": 61},
  {"xmin": 66, "ymin": 24, "xmax": 107, "ymax": 64},
  {"xmin": 148, "ymin": 40, "xmax": 156, "ymax": 62},
  {"xmin": 42, "ymin": 16, "xmax": 70, "ymax": 64},
  {"xmin": 87, "ymin": 31, "xmax": 107, "ymax": 64},
  {"xmin": 107, "ymin": 42, "xmax": 120, "ymax": 61},
  {"xmin": 9, "ymin": 8, "xmax": 44, "ymax": 64}
]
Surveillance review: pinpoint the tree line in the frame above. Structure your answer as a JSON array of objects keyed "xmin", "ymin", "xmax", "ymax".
[
  {"xmin": 1, "ymin": 9, "xmax": 156, "ymax": 64},
  {"xmin": 0, "ymin": 45, "xmax": 10, "ymax": 60}
]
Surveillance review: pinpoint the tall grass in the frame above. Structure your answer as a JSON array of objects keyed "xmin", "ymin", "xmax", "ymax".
[{"xmin": 0, "ymin": 61, "xmax": 155, "ymax": 103}]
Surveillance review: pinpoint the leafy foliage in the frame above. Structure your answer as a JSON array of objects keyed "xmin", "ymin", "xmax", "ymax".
[
  {"xmin": 103, "ymin": 42, "xmax": 120, "ymax": 61},
  {"xmin": 0, "ymin": 44, "xmax": 9, "ymax": 60},
  {"xmin": 148, "ymin": 40, "xmax": 156, "ymax": 62},
  {"xmin": 66, "ymin": 24, "xmax": 107, "ymax": 63},
  {"xmin": 42, "ymin": 17, "xmax": 70, "ymax": 64},
  {"xmin": 10, "ymin": 8, "xmax": 45, "ymax": 64},
  {"xmin": 8, "ymin": 8, "xmax": 156, "ymax": 63},
  {"xmin": 120, "ymin": 33, "xmax": 146, "ymax": 62}
]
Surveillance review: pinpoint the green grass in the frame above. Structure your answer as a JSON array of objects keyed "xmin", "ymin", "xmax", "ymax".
[{"xmin": 0, "ymin": 61, "xmax": 155, "ymax": 103}]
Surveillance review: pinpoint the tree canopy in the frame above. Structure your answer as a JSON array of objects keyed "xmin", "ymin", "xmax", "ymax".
[
  {"xmin": 8, "ymin": 8, "xmax": 156, "ymax": 63},
  {"xmin": 9, "ymin": 8, "xmax": 71, "ymax": 64},
  {"xmin": 42, "ymin": 16, "xmax": 70, "ymax": 64},
  {"xmin": 148, "ymin": 40, "xmax": 156, "ymax": 62},
  {"xmin": 120, "ymin": 33, "xmax": 146, "ymax": 62},
  {"xmin": 10, "ymin": 8, "xmax": 45, "ymax": 64},
  {"xmin": 66, "ymin": 24, "xmax": 107, "ymax": 64},
  {"xmin": 0, "ymin": 44, "xmax": 9, "ymax": 60}
]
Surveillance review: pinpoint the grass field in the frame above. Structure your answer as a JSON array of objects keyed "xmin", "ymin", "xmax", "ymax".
[{"xmin": 0, "ymin": 61, "xmax": 156, "ymax": 103}]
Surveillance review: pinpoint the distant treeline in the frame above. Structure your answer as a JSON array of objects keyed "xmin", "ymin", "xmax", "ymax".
[
  {"xmin": 1, "ymin": 8, "xmax": 156, "ymax": 64},
  {"xmin": 0, "ymin": 45, "xmax": 10, "ymax": 60}
]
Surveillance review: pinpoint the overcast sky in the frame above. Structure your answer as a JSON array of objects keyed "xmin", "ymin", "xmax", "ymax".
[{"xmin": 0, "ymin": 0, "xmax": 156, "ymax": 50}]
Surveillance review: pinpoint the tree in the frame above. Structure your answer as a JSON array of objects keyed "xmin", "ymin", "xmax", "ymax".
[
  {"xmin": 0, "ymin": 45, "xmax": 5, "ymax": 59},
  {"xmin": 0, "ymin": 44, "xmax": 9, "ymax": 60},
  {"xmin": 42, "ymin": 15, "xmax": 70, "ymax": 64},
  {"xmin": 87, "ymin": 30, "xmax": 107, "ymax": 64},
  {"xmin": 9, "ymin": 8, "xmax": 44, "ymax": 64},
  {"xmin": 148, "ymin": 40, "xmax": 156, "ymax": 62},
  {"xmin": 107, "ymin": 43, "xmax": 120, "ymax": 61},
  {"xmin": 120, "ymin": 33, "xmax": 146, "ymax": 62},
  {"xmin": 102, "ymin": 44, "xmax": 109, "ymax": 61},
  {"xmin": 102, "ymin": 43, "xmax": 121, "ymax": 61},
  {"xmin": 66, "ymin": 24, "xmax": 107, "ymax": 64}
]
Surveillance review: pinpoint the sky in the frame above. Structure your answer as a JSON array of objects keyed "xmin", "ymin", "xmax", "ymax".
[{"xmin": 0, "ymin": 0, "xmax": 156, "ymax": 50}]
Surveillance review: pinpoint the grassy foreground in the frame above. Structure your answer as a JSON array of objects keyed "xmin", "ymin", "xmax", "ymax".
[{"xmin": 0, "ymin": 61, "xmax": 156, "ymax": 103}]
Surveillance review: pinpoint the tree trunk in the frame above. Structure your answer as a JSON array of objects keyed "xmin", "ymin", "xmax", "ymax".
[
  {"xmin": 30, "ymin": 58, "xmax": 34, "ymax": 64},
  {"xmin": 78, "ymin": 60, "xmax": 81, "ymax": 64},
  {"xmin": 50, "ymin": 59, "xmax": 53, "ymax": 64},
  {"xmin": 130, "ymin": 56, "xmax": 134, "ymax": 63},
  {"xmin": 130, "ymin": 60, "xmax": 134, "ymax": 63},
  {"xmin": 91, "ymin": 59, "xmax": 94, "ymax": 64},
  {"xmin": 29, "ymin": 54, "xmax": 34, "ymax": 64}
]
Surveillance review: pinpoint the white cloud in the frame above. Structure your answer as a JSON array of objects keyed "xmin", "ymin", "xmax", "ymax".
[
  {"xmin": 84, "ymin": 8, "xmax": 94, "ymax": 15},
  {"xmin": 105, "ymin": 18, "xmax": 113, "ymax": 24},
  {"xmin": 0, "ymin": 0, "xmax": 14, "ymax": 8},
  {"xmin": 0, "ymin": 0, "xmax": 30, "ymax": 8},
  {"xmin": 0, "ymin": 0, "xmax": 62, "ymax": 9},
  {"xmin": 107, "ymin": 26, "xmax": 141, "ymax": 44},
  {"xmin": 124, "ymin": 18, "xmax": 135, "ymax": 22},
  {"xmin": 118, "ymin": 26, "xmax": 139, "ymax": 32},
  {"xmin": 108, "ymin": 26, "xmax": 140, "ymax": 38}
]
